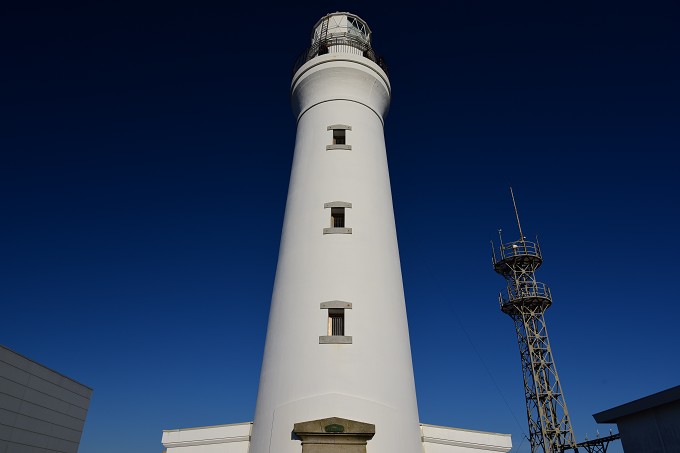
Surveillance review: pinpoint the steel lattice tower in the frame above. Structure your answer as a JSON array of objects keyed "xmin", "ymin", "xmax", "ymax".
[{"xmin": 492, "ymin": 189, "xmax": 577, "ymax": 453}]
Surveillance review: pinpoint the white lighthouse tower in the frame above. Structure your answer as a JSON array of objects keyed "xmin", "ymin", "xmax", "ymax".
[
  {"xmin": 161, "ymin": 13, "xmax": 513, "ymax": 453},
  {"xmin": 249, "ymin": 11, "xmax": 422, "ymax": 453}
]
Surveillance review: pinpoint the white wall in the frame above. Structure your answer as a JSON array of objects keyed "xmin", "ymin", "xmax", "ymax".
[
  {"xmin": 162, "ymin": 422, "xmax": 513, "ymax": 453},
  {"xmin": 162, "ymin": 423, "xmax": 251, "ymax": 453},
  {"xmin": 421, "ymin": 424, "xmax": 513, "ymax": 453}
]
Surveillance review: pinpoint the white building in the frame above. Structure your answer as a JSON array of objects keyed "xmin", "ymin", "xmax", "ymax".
[
  {"xmin": 0, "ymin": 345, "xmax": 93, "ymax": 453},
  {"xmin": 162, "ymin": 12, "xmax": 512, "ymax": 453}
]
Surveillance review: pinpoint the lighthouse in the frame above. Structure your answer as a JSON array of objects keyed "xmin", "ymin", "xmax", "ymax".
[
  {"xmin": 161, "ymin": 12, "xmax": 512, "ymax": 453},
  {"xmin": 249, "ymin": 11, "xmax": 421, "ymax": 453}
]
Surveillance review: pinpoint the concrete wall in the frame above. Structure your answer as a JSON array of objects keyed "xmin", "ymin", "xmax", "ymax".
[
  {"xmin": 615, "ymin": 401, "xmax": 680, "ymax": 453},
  {"xmin": 0, "ymin": 345, "xmax": 92, "ymax": 453},
  {"xmin": 594, "ymin": 385, "xmax": 680, "ymax": 453}
]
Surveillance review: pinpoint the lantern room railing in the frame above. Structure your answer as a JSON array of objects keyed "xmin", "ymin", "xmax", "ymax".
[{"xmin": 293, "ymin": 34, "xmax": 388, "ymax": 76}]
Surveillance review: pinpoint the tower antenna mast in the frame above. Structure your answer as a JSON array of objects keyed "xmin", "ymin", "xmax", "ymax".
[{"xmin": 510, "ymin": 186, "xmax": 525, "ymax": 242}]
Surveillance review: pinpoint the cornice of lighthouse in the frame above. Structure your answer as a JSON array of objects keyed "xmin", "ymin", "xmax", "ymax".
[{"xmin": 291, "ymin": 53, "xmax": 391, "ymax": 123}]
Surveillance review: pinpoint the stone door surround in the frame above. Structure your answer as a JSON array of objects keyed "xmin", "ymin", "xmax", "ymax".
[{"xmin": 293, "ymin": 417, "xmax": 375, "ymax": 453}]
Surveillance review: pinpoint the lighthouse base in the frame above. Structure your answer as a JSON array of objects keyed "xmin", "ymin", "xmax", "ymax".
[{"xmin": 162, "ymin": 422, "xmax": 511, "ymax": 453}]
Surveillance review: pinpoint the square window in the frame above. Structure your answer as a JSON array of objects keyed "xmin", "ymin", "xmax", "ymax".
[
  {"xmin": 319, "ymin": 301, "xmax": 352, "ymax": 344},
  {"xmin": 333, "ymin": 129, "xmax": 346, "ymax": 145},
  {"xmin": 328, "ymin": 309, "xmax": 345, "ymax": 336},
  {"xmin": 331, "ymin": 207, "xmax": 345, "ymax": 228}
]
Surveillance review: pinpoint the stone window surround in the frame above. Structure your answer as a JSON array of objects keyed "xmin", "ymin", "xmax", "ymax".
[
  {"xmin": 319, "ymin": 300, "xmax": 352, "ymax": 344},
  {"xmin": 326, "ymin": 124, "xmax": 352, "ymax": 150},
  {"xmin": 323, "ymin": 202, "xmax": 352, "ymax": 234}
]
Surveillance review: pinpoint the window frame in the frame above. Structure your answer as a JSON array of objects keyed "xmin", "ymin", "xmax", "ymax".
[
  {"xmin": 326, "ymin": 124, "xmax": 352, "ymax": 150},
  {"xmin": 319, "ymin": 301, "xmax": 352, "ymax": 344},
  {"xmin": 323, "ymin": 202, "xmax": 352, "ymax": 234}
]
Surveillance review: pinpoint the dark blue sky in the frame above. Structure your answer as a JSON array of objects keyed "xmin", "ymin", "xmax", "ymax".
[{"xmin": 2, "ymin": 2, "xmax": 678, "ymax": 452}]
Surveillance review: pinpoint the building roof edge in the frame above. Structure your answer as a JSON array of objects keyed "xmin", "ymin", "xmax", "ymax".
[
  {"xmin": 1, "ymin": 344, "xmax": 93, "ymax": 391},
  {"xmin": 593, "ymin": 385, "xmax": 680, "ymax": 423}
]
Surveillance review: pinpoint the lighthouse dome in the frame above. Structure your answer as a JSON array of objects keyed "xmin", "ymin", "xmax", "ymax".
[
  {"xmin": 311, "ymin": 12, "xmax": 372, "ymax": 46},
  {"xmin": 293, "ymin": 12, "xmax": 386, "ymax": 79}
]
